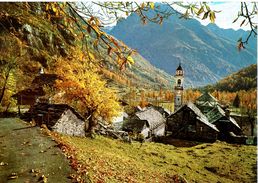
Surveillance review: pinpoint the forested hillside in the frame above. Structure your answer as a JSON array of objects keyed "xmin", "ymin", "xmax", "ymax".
[{"xmin": 202, "ymin": 64, "xmax": 257, "ymax": 92}]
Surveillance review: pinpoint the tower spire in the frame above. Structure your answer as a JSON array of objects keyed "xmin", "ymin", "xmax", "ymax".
[{"xmin": 174, "ymin": 63, "xmax": 184, "ymax": 111}]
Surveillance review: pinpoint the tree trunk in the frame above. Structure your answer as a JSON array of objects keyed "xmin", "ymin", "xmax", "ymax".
[
  {"xmin": 0, "ymin": 72, "xmax": 10, "ymax": 104},
  {"xmin": 88, "ymin": 115, "xmax": 97, "ymax": 135}
]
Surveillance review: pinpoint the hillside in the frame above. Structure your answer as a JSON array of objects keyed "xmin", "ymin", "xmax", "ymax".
[
  {"xmin": 0, "ymin": 2, "xmax": 173, "ymax": 99},
  {"xmin": 58, "ymin": 134, "xmax": 256, "ymax": 183},
  {"xmin": 110, "ymin": 5, "xmax": 257, "ymax": 87},
  {"xmin": 202, "ymin": 64, "xmax": 257, "ymax": 92}
]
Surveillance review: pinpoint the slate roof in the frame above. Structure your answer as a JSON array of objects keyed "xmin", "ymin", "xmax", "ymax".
[
  {"xmin": 32, "ymin": 103, "xmax": 85, "ymax": 127},
  {"xmin": 148, "ymin": 105, "xmax": 171, "ymax": 117},
  {"xmin": 196, "ymin": 92, "xmax": 218, "ymax": 104},
  {"xmin": 172, "ymin": 102, "xmax": 219, "ymax": 132},
  {"xmin": 122, "ymin": 119, "xmax": 148, "ymax": 133},
  {"xmin": 135, "ymin": 107, "xmax": 166, "ymax": 130},
  {"xmin": 205, "ymin": 105, "xmax": 241, "ymax": 129}
]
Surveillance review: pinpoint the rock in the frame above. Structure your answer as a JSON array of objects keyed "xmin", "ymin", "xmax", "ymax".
[
  {"xmin": 29, "ymin": 2, "xmax": 42, "ymax": 15},
  {"xmin": 57, "ymin": 25, "xmax": 75, "ymax": 45},
  {"xmin": 22, "ymin": 24, "xmax": 33, "ymax": 34}
]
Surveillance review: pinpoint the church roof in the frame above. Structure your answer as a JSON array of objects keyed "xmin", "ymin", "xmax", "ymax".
[{"xmin": 176, "ymin": 63, "xmax": 183, "ymax": 71}]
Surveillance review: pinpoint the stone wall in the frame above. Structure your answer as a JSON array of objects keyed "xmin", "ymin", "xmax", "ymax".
[{"xmin": 52, "ymin": 109, "xmax": 86, "ymax": 137}]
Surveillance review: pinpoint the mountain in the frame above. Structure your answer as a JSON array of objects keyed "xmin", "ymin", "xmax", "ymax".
[
  {"xmin": 206, "ymin": 23, "xmax": 257, "ymax": 53},
  {"xmin": 202, "ymin": 64, "xmax": 257, "ymax": 92},
  {"xmin": 109, "ymin": 5, "xmax": 257, "ymax": 87}
]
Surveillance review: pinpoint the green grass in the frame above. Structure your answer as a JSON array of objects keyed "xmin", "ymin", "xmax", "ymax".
[{"xmin": 61, "ymin": 135, "xmax": 257, "ymax": 183}]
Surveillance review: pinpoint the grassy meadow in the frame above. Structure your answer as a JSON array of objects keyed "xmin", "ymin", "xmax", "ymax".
[{"xmin": 59, "ymin": 135, "xmax": 257, "ymax": 183}]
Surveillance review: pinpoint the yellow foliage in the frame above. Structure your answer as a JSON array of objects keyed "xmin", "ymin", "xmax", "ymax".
[{"xmin": 53, "ymin": 56, "xmax": 121, "ymax": 123}]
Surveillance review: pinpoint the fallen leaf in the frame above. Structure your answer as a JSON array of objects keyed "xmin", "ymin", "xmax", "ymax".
[
  {"xmin": 0, "ymin": 162, "xmax": 8, "ymax": 166},
  {"xmin": 8, "ymin": 173, "xmax": 18, "ymax": 180}
]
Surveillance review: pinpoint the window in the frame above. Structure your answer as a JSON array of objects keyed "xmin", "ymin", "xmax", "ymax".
[{"xmin": 177, "ymin": 79, "xmax": 181, "ymax": 86}]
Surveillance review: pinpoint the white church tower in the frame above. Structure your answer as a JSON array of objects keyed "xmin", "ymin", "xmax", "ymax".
[{"xmin": 174, "ymin": 63, "xmax": 184, "ymax": 111}]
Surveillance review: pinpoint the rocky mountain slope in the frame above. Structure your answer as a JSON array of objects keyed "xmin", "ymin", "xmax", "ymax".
[{"xmin": 110, "ymin": 5, "xmax": 257, "ymax": 87}]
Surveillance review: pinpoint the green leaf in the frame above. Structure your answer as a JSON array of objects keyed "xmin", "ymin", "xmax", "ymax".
[
  {"xmin": 209, "ymin": 11, "xmax": 216, "ymax": 23},
  {"xmin": 126, "ymin": 56, "xmax": 134, "ymax": 65},
  {"xmin": 149, "ymin": 2, "xmax": 155, "ymax": 10},
  {"xmin": 197, "ymin": 6, "xmax": 204, "ymax": 16},
  {"xmin": 202, "ymin": 11, "xmax": 209, "ymax": 20}
]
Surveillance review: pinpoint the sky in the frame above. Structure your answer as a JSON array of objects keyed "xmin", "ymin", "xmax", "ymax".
[
  {"xmin": 87, "ymin": 1, "xmax": 256, "ymax": 31},
  {"xmin": 172, "ymin": 2, "xmax": 256, "ymax": 31},
  {"xmin": 197, "ymin": 2, "xmax": 256, "ymax": 31}
]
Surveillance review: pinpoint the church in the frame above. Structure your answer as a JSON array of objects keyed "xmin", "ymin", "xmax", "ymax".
[{"xmin": 167, "ymin": 64, "xmax": 245, "ymax": 143}]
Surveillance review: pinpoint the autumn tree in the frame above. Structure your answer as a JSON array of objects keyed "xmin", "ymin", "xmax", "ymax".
[
  {"xmin": 0, "ymin": 35, "xmax": 24, "ymax": 112},
  {"xmin": 233, "ymin": 94, "xmax": 240, "ymax": 108},
  {"xmin": 52, "ymin": 55, "xmax": 121, "ymax": 135},
  {"xmin": 139, "ymin": 90, "xmax": 148, "ymax": 108}
]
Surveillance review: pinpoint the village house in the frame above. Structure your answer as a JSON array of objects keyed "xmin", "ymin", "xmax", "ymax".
[
  {"xmin": 123, "ymin": 107, "xmax": 166, "ymax": 139},
  {"xmin": 205, "ymin": 105, "xmax": 242, "ymax": 137},
  {"xmin": 167, "ymin": 102, "xmax": 219, "ymax": 142},
  {"xmin": 167, "ymin": 92, "xmax": 245, "ymax": 143},
  {"xmin": 12, "ymin": 69, "xmax": 59, "ymax": 113},
  {"xmin": 31, "ymin": 103, "xmax": 88, "ymax": 137}
]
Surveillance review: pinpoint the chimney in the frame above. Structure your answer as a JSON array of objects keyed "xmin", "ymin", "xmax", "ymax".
[{"xmin": 225, "ymin": 109, "xmax": 230, "ymax": 118}]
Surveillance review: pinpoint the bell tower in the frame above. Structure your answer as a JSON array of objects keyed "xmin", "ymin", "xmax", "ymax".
[{"xmin": 174, "ymin": 63, "xmax": 184, "ymax": 111}]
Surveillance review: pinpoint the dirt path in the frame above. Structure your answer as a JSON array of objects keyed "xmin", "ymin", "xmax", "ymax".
[{"xmin": 0, "ymin": 118, "xmax": 75, "ymax": 183}]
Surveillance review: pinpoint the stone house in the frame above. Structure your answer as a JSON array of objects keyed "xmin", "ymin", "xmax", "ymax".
[
  {"xmin": 123, "ymin": 107, "xmax": 166, "ymax": 138},
  {"xmin": 31, "ymin": 103, "xmax": 87, "ymax": 137},
  {"xmin": 167, "ymin": 102, "xmax": 219, "ymax": 142}
]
